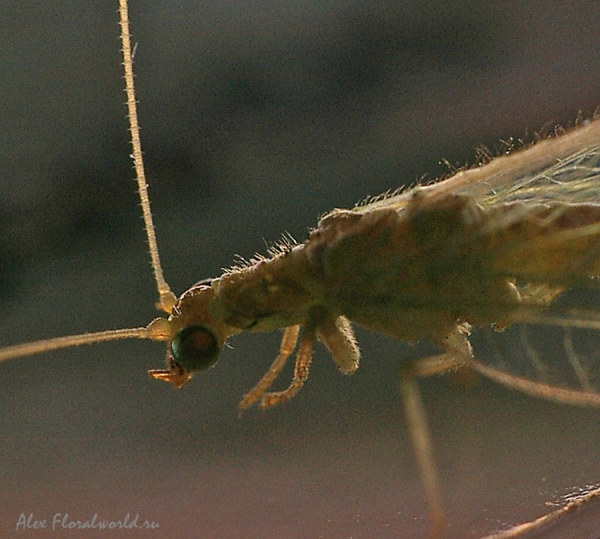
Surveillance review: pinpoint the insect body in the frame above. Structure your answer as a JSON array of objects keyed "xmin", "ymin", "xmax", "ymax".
[
  {"xmin": 149, "ymin": 120, "xmax": 600, "ymax": 414},
  {"xmin": 138, "ymin": 119, "xmax": 600, "ymax": 538},
  {"xmin": 3, "ymin": 1, "xmax": 600, "ymax": 536}
]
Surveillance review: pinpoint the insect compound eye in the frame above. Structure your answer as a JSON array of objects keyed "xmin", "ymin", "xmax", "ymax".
[{"xmin": 171, "ymin": 325, "xmax": 220, "ymax": 371}]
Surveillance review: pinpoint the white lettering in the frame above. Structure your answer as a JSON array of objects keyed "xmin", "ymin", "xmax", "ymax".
[{"xmin": 15, "ymin": 513, "xmax": 47, "ymax": 530}]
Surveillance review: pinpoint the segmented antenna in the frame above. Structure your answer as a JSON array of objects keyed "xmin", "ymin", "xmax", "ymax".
[
  {"xmin": 0, "ymin": 1, "xmax": 175, "ymax": 364},
  {"xmin": 118, "ymin": 0, "xmax": 177, "ymax": 314}
]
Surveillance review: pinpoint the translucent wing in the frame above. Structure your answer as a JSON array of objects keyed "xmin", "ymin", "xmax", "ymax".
[
  {"xmin": 345, "ymin": 118, "xmax": 600, "ymax": 406},
  {"xmin": 470, "ymin": 308, "xmax": 600, "ymax": 405},
  {"xmin": 348, "ymin": 118, "xmax": 600, "ymax": 217}
]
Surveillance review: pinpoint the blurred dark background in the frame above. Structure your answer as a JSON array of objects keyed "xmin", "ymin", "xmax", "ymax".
[{"xmin": 2, "ymin": 0, "xmax": 600, "ymax": 537}]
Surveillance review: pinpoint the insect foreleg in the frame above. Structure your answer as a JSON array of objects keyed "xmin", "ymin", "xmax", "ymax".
[
  {"xmin": 259, "ymin": 325, "xmax": 317, "ymax": 409},
  {"xmin": 238, "ymin": 325, "xmax": 300, "ymax": 410},
  {"xmin": 317, "ymin": 315, "xmax": 360, "ymax": 375},
  {"xmin": 241, "ymin": 311, "xmax": 360, "ymax": 410}
]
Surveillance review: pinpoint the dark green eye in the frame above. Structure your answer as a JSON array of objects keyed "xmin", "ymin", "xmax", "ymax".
[{"xmin": 171, "ymin": 325, "xmax": 219, "ymax": 371}]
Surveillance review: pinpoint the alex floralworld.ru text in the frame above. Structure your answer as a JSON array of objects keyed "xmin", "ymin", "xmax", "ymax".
[{"xmin": 16, "ymin": 512, "xmax": 160, "ymax": 530}]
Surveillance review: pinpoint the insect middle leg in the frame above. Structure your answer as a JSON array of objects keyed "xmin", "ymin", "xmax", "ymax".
[{"xmin": 399, "ymin": 325, "xmax": 474, "ymax": 539}]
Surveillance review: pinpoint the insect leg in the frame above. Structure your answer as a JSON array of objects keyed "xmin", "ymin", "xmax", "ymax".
[
  {"xmin": 477, "ymin": 484, "xmax": 600, "ymax": 538},
  {"xmin": 470, "ymin": 358, "xmax": 600, "ymax": 406},
  {"xmin": 238, "ymin": 325, "xmax": 301, "ymax": 410},
  {"xmin": 399, "ymin": 325, "xmax": 473, "ymax": 539},
  {"xmin": 259, "ymin": 326, "xmax": 317, "ymax": 409},
  {"xmin": 317, "ymin": 315, "xmax": 360, "ymax": 374},
  {"xmin": 400, "ymin": 375, "xmax": 445, "ymax": 539}
]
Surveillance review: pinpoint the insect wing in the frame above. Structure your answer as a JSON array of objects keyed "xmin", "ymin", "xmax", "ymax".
[
  {"xmin": 346, "ymin": 118, "xmax": 600, "ymax": 406},
  {"xmin": 349, "ymin": 118, "xmax": 600, "ymax": 216}
]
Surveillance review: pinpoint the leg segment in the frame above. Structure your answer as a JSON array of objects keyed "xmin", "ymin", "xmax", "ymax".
[
  {"xmin": 238, "ymin": 325, "xmax": 300, "ymax": 411},
  {"xmin": 400, "ymin": 375, "xmax": 445, "ymax": 539},
  {"xmin": 318, "ymin": 315, "xmax": 360, "ymax": 374},
  {"xmin": 259, "ymin": 327, "xmax": 317, "ymax": 409},
  {"xmin": 399, "ymin": 324, "xmax": 473, "ymax": 539}
]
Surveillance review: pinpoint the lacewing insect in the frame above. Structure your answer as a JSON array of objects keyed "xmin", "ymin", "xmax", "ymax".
[{"xmin": 3, "ymin": 1, "xmax": 600, "ymax": 538}]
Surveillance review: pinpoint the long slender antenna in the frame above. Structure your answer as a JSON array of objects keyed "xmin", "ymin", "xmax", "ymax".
[
  {"xmin": 118, "ymin": 0, "xmax": 177, "ymax": 314},
  {"xmin": 0, "ymin": 1, "xmax": 177, "ymax": 364},
  {"xmin": 0, "ymin": 318, "xmax": 172, "ymax": 364},
  {"xmin": 0, "ymin": 328, "xmax": 148, "ymax": 363}
]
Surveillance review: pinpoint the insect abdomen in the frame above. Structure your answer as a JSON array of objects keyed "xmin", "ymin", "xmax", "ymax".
[{"xmin": 485, "ymin": 202, "xmax": 600, "ymax": 285}]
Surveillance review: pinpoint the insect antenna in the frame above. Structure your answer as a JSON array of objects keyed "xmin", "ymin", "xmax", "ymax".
[
  {"xmin": 0, "ymin": 319, "xmax": 172, "ymax": 364},
  {"xmin": 118, "ymin": 0, "xmax": 176, "ymax": 315},
  {"xmin": 0, "ymin": 0, "xmax": 175, "ymax": 364}
]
